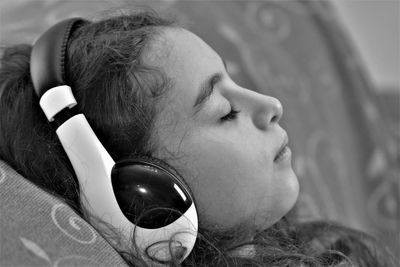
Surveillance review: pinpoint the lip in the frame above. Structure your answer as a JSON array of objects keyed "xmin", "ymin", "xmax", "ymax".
[{"xmin": 274, "ymin": 133, "xmax": 289, "ymax": 162}]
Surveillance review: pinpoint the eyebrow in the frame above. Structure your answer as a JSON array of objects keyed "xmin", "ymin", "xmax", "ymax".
[{"xmin": 193, "ymin": 59, "xmax": 228, "ymax": 114}]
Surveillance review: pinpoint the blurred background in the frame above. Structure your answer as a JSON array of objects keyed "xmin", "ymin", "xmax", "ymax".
[
  {"xmin": 1, "ymin": 0, "xmax": 399, "ymax": 94},
  {"xmin": 331, "ymin": 0, "xmax": 399, "ymax": 133},
  {"xmin": 0, "ymin": 0, "xmax": 399, "ymax": 259},
  {"xmin": 333, "ymin": 0, "xmax": 399, "ymax": 94}
]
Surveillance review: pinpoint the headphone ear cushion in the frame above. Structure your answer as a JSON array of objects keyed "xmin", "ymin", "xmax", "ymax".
[{"xmin": 111, "ymin": 155, "xmax": 195, "ymax": 229}]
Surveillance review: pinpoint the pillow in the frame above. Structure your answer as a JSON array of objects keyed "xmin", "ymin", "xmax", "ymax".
[{"xmin": 0, "ymin": 160, "xmax": 128, "ymax": 267}]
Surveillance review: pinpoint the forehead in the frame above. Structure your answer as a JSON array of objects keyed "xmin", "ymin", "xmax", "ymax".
[
  {"xmin": 147, "ymin": 27, "xmax": 219, "ymax": 71},
  {"xmin": 144, "ymin": 28, "xmax": 222, "ymax": 112}
]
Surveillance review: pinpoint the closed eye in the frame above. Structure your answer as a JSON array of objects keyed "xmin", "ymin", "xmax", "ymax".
[{"xmin": 220, "ymin": 108, "xmax": 240, "ymax": 122}]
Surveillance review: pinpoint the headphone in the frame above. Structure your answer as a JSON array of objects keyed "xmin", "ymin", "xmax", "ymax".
[{"xmin": 30, "ymin": 18, "xmax": 198, "ymax": 264}]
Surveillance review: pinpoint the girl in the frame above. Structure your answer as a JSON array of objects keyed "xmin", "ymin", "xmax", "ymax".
[{"xmin": 0, "ymin": 9, "xmax": 396, "ymax": 267}]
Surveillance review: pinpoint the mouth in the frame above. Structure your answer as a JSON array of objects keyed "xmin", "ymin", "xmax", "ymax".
[{"xmin": 274, "ymin": 134, "xmax": 289, "ymax": 163}]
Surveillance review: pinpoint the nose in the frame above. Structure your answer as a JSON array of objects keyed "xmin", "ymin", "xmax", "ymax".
[{"xmin": 251, "ymin": 93, "xmax": 283, "ymax": 131}]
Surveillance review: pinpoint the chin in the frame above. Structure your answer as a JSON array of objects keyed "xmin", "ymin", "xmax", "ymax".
[
  {"xmin": 268, "ymin": 170, "xmax": 300, "ymax": 226},
  {"xmin": 282, "ymin": 170, "xmax": 300, "ymax": 212}
]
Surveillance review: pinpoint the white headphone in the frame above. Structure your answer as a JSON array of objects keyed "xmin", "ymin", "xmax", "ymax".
[{"xmin": 30, "ymin": 18, "xmax": 198, "ymax": 264}]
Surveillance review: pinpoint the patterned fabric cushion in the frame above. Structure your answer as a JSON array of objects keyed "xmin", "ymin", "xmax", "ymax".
[{"xmin": 0, "ymin": 161, "xmax": 128, "ymax": 266}]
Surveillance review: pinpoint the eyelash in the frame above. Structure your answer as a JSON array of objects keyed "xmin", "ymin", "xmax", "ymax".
[{"xmin": 220, "ymin": 108, "xmax": 240, "ymax": 122}]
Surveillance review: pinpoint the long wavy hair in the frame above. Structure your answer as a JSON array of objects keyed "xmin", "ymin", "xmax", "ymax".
[{"xmin": 0, "ymin": 10, "xmax": 397, "ymax": 267}]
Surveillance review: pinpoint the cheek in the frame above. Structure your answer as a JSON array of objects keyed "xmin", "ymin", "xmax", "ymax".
[
  {"xmin": 177, "ymin": 139, "xmax": 277, "ymax": 230},
  {"xmin": 184, "ymin": 153, "xmax": 250, "ymax": 229},
  {"xmin": 158, "ymin": 126, "xmax": 298, "ymax": 232}
]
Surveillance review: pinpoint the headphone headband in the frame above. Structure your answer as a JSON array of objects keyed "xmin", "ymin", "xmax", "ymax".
[{"xmin": 30, "ymin": 18, "xmax": 86, "ymax": 98}]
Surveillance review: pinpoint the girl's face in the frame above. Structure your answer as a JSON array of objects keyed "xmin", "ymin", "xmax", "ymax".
[{"xmin": 146, "ymin": 28, "xmax": 299, "ymax": 236}]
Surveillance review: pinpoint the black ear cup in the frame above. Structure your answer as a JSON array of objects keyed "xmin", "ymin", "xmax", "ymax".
[{"xmin": 111, "ymin": 157, "xmax": 194, "ymax": 229}]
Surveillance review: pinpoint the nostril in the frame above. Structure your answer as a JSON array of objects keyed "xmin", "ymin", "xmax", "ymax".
[{"xmin": 271, "ymin": 115, "xmax": 279, "ymax": 123}]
